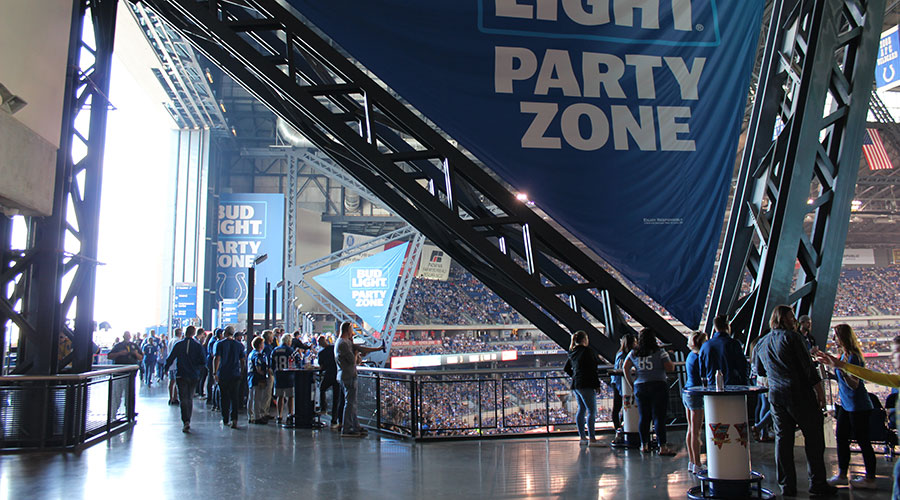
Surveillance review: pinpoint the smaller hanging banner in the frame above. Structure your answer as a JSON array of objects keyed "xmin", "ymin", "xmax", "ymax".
[{"xmin": 313, "ymin": 242, "xmax": 410, "ymax": 331}]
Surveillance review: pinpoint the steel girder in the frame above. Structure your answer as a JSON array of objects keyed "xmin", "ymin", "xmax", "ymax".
[
  {"xmin": 135, "ymin": 0, "xmax": 685, "ymax": 361},
  {"xmin": 707, "ymin": 0, "xmax": 885, "ymax": 349},
  {"xmin": 0, "ymin": 0, "xmax": 118, "ymax": 374}
]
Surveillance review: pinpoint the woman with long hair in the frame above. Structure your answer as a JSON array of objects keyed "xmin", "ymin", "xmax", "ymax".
[
  {"xmin": 826, "ymin": 324, "xmax": 877, "ymax": 489},
  {"xmin": 623, "ymin": 328, "xmax": 676, "ymax": 455},
  {"xmin": 817, "ymin": 336, "xmax": 900, "ymax": 497},
  {"xmin": 564, "ymin": 330, "xmax": 601, "ymax": 446},
  {"xmin": 611, "ymin": 333, "xmax": 636, "ymax": 440},
  {"xmin": 684, "ymin": 331, "xmax": 707, "ymax": 472}
]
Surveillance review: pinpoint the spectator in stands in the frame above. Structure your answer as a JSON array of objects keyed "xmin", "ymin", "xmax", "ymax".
[
  {"xmin": 684, "ymin": 331, "xmax": 707, "ymax": 474},
  {"xmin": 611, "ymin": 333, "xmax": 636, "ymax": 443},
  {"xmin": 167, "ymin": 329, "xmax": 182, "ymax": 405},
  {"xmin": 317, "ymin": 335, "xmax": 343, "ymax": 430},
  {"xmin": 563, "ymin": 330, "xmax": 601, "ymax": 446},
  {"xmin": 335, "ymin": 322, "xmax": 384, "ymax": 437},
  {"xmin": 699, "ymin": 315, "xmax": 748, "ymax": 387},
  {"xmin": 827, "ymin": 324, "xmax": 877, "ymax": 490},
  {"xmin": 164, "ymin": 325, "xmax": 206, "ymax": 433},
  {"xmin": 817, "ymin": 336, "xmax": 900, "ymax": 498},
  {"xmin": 213, "ymin": 326, "xmax": 245, "ymax": 429},
  {"xmin": 754, "ymin": 305, "xmax": 833, "ymax": 497},
  {"xmin": 623, "ymin": 328, "xmax": 676, "ymax": 456}
]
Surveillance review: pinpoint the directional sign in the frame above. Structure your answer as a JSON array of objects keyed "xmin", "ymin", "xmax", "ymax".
[
  {"xmin": 876, "ymin": 26, "xmax": 900, "ymax": 91},
  {"xmin": 173, "ymin": 282, "xmax": 197, "ymax": 321},
  {"xmin": 220, "ymin": 298, "xmax": 239, "ymax": 326}
]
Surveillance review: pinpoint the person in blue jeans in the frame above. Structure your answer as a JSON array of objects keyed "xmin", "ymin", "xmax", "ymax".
[
  {"xmin": 564, "ymin": 330, "xmax": 601, "ymax": 446},
  {"xmin": 624, "ymin": 328, "xmax": 676, "ymax": 455},
  {"xmin": 611, "ymin": 333, "xmax": 636, "ymax": 441},
  {"xmin": 827, "ymin": 324, "xmax": 877, "ymax": 490}
]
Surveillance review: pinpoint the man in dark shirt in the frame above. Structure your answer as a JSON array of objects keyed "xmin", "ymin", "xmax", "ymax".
[
  {"xmin": 699, "ymin": 315, "xmax": 749, "ymax": 386},
  {"xmin": 108, "ymin": 331, "xmax": 143, "ymax": 365},
  {"xmin": 799, "ymin": 315, "xmax": 815, "ymax": 350},
  {"xmin": 316, "ymin": 335, "xmax": 343, "ymax": 429},
  {"xmin": 213, "ymin": 326, "xmax": 246, "ymax": 429},
  {"xmin": 753, "ymin": 305, "xmax": 834, "ymax": 497},
  {"xmin": 164, "ymin": 325, "xmax": 207, "ymax": 433}
]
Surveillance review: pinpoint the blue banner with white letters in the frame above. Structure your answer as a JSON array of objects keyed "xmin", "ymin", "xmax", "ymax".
[
  {"xmin": 313, "ymin": 243, "xmax": 410, "ymax": 332},
  {"xmin": 288, "ymin": 0, "xmax": 763, "ymax": 328},
  {"xmin": 876, "ymin": 26, "xmax": 900, "ymax": 91},
  {"xmin": 216, "ymin": 193, "xmax": 284, "ymax": 315}
]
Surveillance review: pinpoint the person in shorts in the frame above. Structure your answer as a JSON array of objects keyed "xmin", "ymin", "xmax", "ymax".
[
  {"xmin": 683, "ymin": 330, "xmax": 707, "ymax": 474},
  {"xmin": 270, "ymin": 334, "xmax": 295, "ymax": 424}
]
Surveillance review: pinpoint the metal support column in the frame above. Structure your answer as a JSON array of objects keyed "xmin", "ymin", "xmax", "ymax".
[
  {"xmin": 6, "ymin": 0, "xmax": 118, "ymax": 374},
  {"xmin": 707, "ymin": 0, "xmax": 885, "ymax": 348}
]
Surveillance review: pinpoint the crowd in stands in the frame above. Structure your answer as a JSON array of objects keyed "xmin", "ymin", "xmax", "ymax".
[{"xmin": 401, "ymin": 263, "xmax": 900, "ymax": 327}]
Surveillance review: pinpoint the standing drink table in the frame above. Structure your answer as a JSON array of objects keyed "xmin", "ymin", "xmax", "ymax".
[
  {"xmin": 277, "ymin": 367, "xmax": 322, "ymax": 429},
  {"xmin": 608, "ymin": 369, "xmax": 641, "ymax": 449},
  {"xmin": 685, "ymin": 385, "xmax": 773, "ymax": 499}
]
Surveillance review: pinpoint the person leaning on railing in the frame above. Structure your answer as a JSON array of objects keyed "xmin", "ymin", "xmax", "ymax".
[{"xmin": 815, "ymin": 335, "xmax": 900, "ymax": 499}]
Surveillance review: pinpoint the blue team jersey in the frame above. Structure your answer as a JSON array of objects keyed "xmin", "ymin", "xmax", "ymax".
[{"xmin": 248, "ymin": 350, "xmax": 268, "ymax": 387}]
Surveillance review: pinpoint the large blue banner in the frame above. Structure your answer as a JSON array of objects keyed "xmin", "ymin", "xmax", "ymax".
[
  {"xmin": 313, "ymin": 243, "xmax": 410, "ymax": 331},
  {"xmin": 216, "ymin": 193, "xmax": 285, "ymax": 315},
  {"xmin": 287, "ymin": 0, "xmax": 763, "ymax": 328}
]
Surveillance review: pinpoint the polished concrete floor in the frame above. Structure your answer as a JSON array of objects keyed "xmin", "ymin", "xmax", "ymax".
[{"xmin": 1, "ymin": 385, "xmax": 895, "ymax": 499}]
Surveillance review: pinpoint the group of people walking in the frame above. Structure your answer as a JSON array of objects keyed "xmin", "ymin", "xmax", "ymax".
[{"xmin": 566, "ymin": 305, "xmax": 897, "ymax": 498}]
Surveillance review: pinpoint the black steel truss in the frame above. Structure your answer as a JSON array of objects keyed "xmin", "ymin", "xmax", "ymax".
[
  {"xmin": 134, "ymin": 0, "xmax": 686, "ymax": 360},
  {"xmin": 0, "ymin": 0, "xmax": 118, "ymax": 374},
  {"xmin": 708, "ymin": 0, "xmax": 885, "ymax": 349}
]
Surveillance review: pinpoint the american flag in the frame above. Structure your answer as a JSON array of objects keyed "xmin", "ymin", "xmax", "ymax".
[{"xmin": 862, "ymin": 128, "xmax": 894, "ymax": 171}]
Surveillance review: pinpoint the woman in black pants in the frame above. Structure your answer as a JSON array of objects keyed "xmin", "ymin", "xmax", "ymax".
[
  {"xmin": 828, "ymin": 324, "xmax": 877, "ymax": 490},
  {"xmin": 623, "ymin": 328, "xmax": 676, "ymax": 455}
]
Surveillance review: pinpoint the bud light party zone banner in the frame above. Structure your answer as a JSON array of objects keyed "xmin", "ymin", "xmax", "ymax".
[
  {"xmin": 287, "ymin": 0, "xmax": 764, "ymax": 328},
  {"xmin": 313, "ymin": 242, "xmax": 410, "ymax": 332},
  {"xmin": 216, "ymin": 193, "xmax": 284, "ymax": 314}
]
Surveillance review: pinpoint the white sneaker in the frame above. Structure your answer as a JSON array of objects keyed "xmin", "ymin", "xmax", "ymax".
[
  {"xmin": 850, "ymin": 477, "xmax": 877, "ymax": 490},
  {"xmin": 827, "ymin": 474, "xmax": 848, "ymax": 486}
]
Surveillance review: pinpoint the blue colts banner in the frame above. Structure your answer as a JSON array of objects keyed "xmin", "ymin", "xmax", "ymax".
[
  {"xmin": 313, "ymin": 243, "xmax": 410, "ymax": 332},
  {"xmin": 288, "ymin": 0, "xmax": 764, "ymax": 328},
  {"xmin": 216, "ymin": 193, "xmax": 285, "ymax": 315}
]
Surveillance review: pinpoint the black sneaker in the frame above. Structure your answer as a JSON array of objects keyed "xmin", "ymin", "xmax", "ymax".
[{"xmin": 809, "ymin": 484, "xmax": 838, "ymax": 497}]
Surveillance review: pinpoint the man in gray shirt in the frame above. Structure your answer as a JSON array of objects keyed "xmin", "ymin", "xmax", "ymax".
[{"xmin": 335, "ymin": 321, "xmax": 384, "ymax": 437}]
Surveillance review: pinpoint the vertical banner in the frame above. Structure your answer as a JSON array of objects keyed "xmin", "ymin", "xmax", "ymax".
[
  {"xmin": 220, "ymin": 298, "xmax": 239, "ymax": 326},
  {"xmin": 894, "ymin": 248, "xmax": 900, "ymax": 265},
  {"xmin": 215, "ymin": 193, "xmax": 284, "ymax": 314},
  {"xmin": 313, "ymin": 242, "xmax": 410, "ymax": 331},
  {"xmin": 877, "ymin": 26, "xmax": 900, "ymax": 91},
  {"xmin": 416, "ymin": 244, "xmax": 452, "ymax": 281},
  {"xmin": 286, "ymin": 0, "xmax": 766, "ymax": 328}
]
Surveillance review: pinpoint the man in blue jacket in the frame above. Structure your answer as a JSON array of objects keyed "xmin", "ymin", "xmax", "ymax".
[
  {"xmin": 214, "ymin": 326, "xmax": 246, "ymax": 429},
  {"xmin": 700, "ymin": 315, "xmax": 749, "ymax": 387},
  {"xmin": 164, "ymin": 325, "xmax": 207, "ymax": 433}
]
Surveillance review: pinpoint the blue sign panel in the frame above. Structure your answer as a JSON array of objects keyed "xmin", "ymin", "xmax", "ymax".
[
  {"xmin": 173, "ymin": 282, "xmax": 197, "ymax": 321},
  {"xmin": 313, "ymin": 243, "xmax": 409, "ymax": 331},
  {"xmin": 876, "ymin": 26, "xmax": 900, "ymax": 91},
  {"xmin": 287, "ymin": 0, "xmax": 764, "ymax": 328},
  {"xmin": 215, "ymin": 193, "xmax": 285, "ymax": 315},
  {"xmin": 220, "ymin": 298, "xmax": 239, "ymax": 326}
]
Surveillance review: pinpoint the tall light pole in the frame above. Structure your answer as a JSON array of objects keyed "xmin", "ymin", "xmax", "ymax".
[{"xmin": 246, "ymin": 253, "xmax": 267, "ymax": 350}]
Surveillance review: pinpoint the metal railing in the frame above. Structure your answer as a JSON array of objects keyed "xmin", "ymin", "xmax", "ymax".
[
  {"xmin": 357, "ymin": 364, "xmax": 687, "ymax": 440},
  {"xmin": 0, "ymin": 365, "xmax": 138, "ymax": 450}
]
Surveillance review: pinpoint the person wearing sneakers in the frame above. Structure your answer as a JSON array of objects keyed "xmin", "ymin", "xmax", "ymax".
[
  {"xmin": 563, "ymin": 330, "xmax": 602, "ymax": 447},
  {"xmin": 164, "ymin": 325, "xmax": 207, "ymax": 433},
  {"xmin": 683, "ymin": 331, "xmax": 707, "ymax": 474},
  {"xmin": 824, "ymin": 324, "xmax": 877, "ymax": 491},
  {"xmin": 213, "ymin": 326, "xmax": 246, "ymax": 429},
  {"xmin": 623, "ymin": 328, "xmax": 677, "ymax": 456},
  {"xmin": 335, "ymin": 322, "xmax": 384, "ymax": 437}
]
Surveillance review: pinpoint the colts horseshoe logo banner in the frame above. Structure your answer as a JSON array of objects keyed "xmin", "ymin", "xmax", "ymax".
[{"xmin": 286, "ymin": 0, "xmax": 765, "ymax": 328}]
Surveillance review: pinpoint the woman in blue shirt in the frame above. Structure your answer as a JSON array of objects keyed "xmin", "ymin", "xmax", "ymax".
[
  {"xmin": 683, "ymin": 331, "xmax": 707, "ymax": 473},
  {"xmin": 828, "ymin": 324, "xmax": 876, "ymax": 490},
  {"xmin": 624, "ymin": 328, "xmax": 676, "ymax": 455}
]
